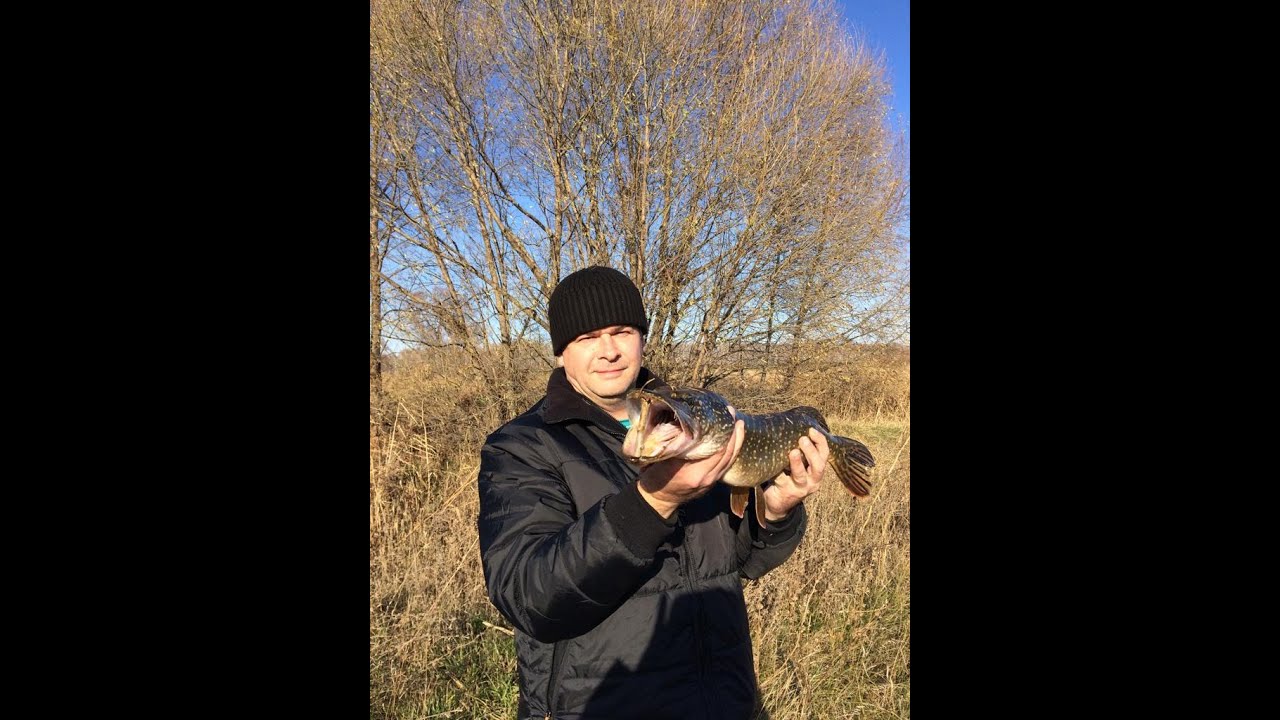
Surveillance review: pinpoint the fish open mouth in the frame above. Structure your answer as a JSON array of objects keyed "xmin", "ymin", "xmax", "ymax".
[{"xmin": 623, "ymin": 391, "xmax": 696, "ymax": 463}]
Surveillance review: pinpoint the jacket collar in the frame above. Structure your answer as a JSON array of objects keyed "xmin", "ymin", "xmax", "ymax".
[{"xmin": 541, "ymin": 366, "xmax": 668, "ymax": 431}]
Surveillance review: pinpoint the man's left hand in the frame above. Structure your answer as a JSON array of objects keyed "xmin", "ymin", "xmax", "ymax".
[{"xmin": 760, "ymin": 427, "xmax": 828, "ymax": 523}]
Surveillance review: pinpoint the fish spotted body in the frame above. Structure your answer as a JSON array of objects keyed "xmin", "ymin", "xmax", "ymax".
[{"xmin": 622, "ymin": 386, "xmax": 875, "ymax": 524}]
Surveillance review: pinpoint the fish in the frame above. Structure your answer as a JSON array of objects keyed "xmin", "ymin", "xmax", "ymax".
[{"xmin": 621, "ymin": 385, "xmax": 875, "ymax": 525}]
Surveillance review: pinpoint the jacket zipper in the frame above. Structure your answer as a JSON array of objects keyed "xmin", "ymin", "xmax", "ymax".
[
  {"xmin": 678, "ymin": 509, "xmax": 716, "ymax": 719},
  {"xmin": 544, "ymin": 638, "xmax": 566, "ymax": 719},
  {"xmin": 677, "ymin": 511, "xmax": 705, "ymax": 678},
  {"xmin": 544, "ymin": 421, "xmax": 619, "ymax": 719}
]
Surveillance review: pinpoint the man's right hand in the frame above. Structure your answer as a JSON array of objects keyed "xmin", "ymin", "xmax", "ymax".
[{"xmin": 636, "ymin": 417, "xmax": 745, "ymax": 519}]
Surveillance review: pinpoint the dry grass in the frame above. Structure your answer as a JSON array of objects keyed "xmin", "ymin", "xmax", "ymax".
[{"xmin": 370, "ymin": 349, "xmax": 909, "ymax": 719}]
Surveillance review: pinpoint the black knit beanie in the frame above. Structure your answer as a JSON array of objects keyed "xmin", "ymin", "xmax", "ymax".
[{"xmin": 549, "ymin": 266, "xmax": 649, "ymax": 356}]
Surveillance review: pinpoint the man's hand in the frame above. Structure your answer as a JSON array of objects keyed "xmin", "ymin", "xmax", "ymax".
[
  {"xmin": 637, "ymin": 410, "xmax": 745, "ymax": 520},
  {"xmin": 760, "ymin": 427, "xmax": 828, "ymax": 523}
]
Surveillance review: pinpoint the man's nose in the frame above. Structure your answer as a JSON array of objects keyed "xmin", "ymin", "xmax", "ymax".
[{"xmin": 599, "ymin": 333, "xmax": 620, "ymax": 358}]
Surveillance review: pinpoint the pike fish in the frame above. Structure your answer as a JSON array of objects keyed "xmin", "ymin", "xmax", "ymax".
[{"xmin": 621, "ymin": 385, "xmax": 875, "ymax": 525}]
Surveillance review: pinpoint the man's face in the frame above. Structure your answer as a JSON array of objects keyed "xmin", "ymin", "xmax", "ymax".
[{"xmin": 558, "ymin": 324, "xmax": 644, "ymax": 413}]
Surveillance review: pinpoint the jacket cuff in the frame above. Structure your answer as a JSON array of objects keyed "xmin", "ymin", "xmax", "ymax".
[
  {"xmin": 756, "ymin": 503, "xmax": 806, "ymax": 543},
  {"xmin": 603, "ymin": 481, "xmax": 677, "ymax": 560}
]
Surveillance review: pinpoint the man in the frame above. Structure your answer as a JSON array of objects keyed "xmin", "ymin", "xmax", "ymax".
[{"xmin": 477, "ymin": 266, "xmax": 829, "ymax": 719}]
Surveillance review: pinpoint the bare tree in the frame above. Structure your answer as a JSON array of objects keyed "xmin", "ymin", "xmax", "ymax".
[
  {"xmin": 370, "ymin": 0, "xmax": 908, "ymax": 400},
  {"xmin": 370, "ymin": 60, "xmax": 396, "ymax": 408}
]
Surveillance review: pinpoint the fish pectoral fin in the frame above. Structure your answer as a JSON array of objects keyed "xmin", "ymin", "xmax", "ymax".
[
  {"xmin": 729, "ymin": 486, "xmax": 750, "ymax": 518},
  {"xmin": 754, "ymin": 485, "xmax": 768, "ymax": 528}
]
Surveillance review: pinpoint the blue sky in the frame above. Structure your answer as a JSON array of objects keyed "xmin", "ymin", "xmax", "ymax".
[{"xmin": 835, "ymin": 0, "xmax": 910, "ymax": 138}]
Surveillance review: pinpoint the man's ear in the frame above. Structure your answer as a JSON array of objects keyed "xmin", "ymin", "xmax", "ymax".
[{"xmin": 556, "ymin": 355, "xmax": 564, "ymax": 367}]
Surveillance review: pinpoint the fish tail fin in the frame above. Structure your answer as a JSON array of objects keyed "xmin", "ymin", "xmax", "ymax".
[{"xmin": 826, "ymin": 434, "xmax": 876, "ymax": 497}]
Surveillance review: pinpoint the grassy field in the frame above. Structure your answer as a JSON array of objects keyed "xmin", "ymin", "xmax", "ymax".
[{"xmin": 371, "ymin": 352, "xmax": 909, "ymax": 719}]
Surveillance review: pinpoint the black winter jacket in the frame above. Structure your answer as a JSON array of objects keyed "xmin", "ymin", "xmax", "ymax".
[{"xmin": 477, "ymin": 368, "xmax": 807, "ymax": 719}]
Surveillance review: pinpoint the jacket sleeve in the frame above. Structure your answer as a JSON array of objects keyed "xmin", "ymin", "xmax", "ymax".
[
  {"xmin": 477, "ymin": 427, "xmax": 674, "ymax": 643},
  {"xmin": 735, "ymin": 497, "xmax": 808, "ymax": 580}
]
